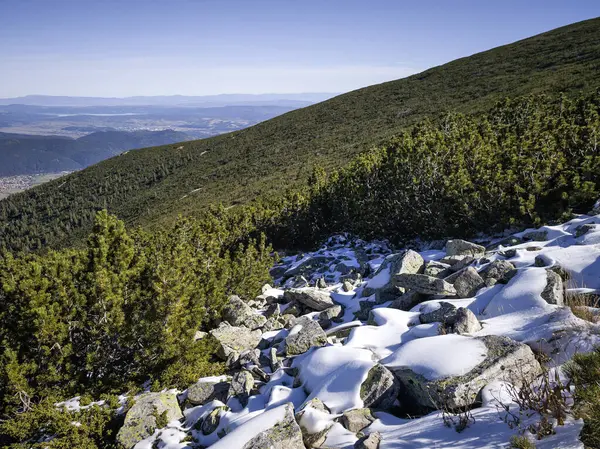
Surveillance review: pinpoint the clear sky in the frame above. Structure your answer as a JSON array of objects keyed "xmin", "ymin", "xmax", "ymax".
[{"xmin": 1, "ymin": 0, "xmax": 599, "ymax": 97}]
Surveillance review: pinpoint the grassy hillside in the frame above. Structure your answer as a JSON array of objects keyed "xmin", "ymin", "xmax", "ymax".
[{"xmin": 1, "ymin": 18, "xmax": 600, "ymax": 252}]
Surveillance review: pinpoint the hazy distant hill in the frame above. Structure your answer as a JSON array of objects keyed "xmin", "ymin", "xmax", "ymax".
[
  {"xmin": 0, "ymin": 93, "xmax": 336, "ymax": 107},
  {"xmin": 1, "ymin": 17, "xmax": 600, "ymax": 251},
  {"xmin": 0, "ymin": 129, "xmax": 191, "ymax": 176}
]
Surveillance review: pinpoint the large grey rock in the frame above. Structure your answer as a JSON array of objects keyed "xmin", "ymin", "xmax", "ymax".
[
  {"xmin": 424, "ymin": 260, "xmax": 452, "ymax": 278},
  {"xmin": 340, "ymin": 408, "xmax": 376, "ymax": 433},
  {"xmin": 242, "ymin": 403, "xmax": 304, "ymax": 449},
  {"xmin": 228, "ymin": 370, "xmax": 255, "ymax": 407},
  {"xmin": 210, "ymin": 322, "xmax": 263, "ymax": 360},
  {"xmin": 297, "ymin": 398, "xmax": 332, "ymax": 448},
  {"xmin": 201, "ymin": 406, "xmax": 227, "ymax": 435},
  {"xmin": 575, "ymin": 224, "xmax": 596, "ymax": 237},
  {"xmin": 360, "ymin": 364, "xmax": 400, "ymax": 410},
  {"xmin": 445, "ymin": 239, "xmax": 485, "ymax": 257},
  {"xmin": 117, "ymin": 392, "xmax": 183, "ymax": 448},
  {"xmin": 419, "ymin": 302, "xmax": 457, "ymax": 324},
  {"xmin": 284, "ymin": 288, "xmax": 336, "ymax": 312},
  {"xmin": 452, "ymin": 267, "xmax": 485, "ymax": 298},
  {"xmin": 363, "ymin": 250, "xmax": 425, "ymax": 298},
  {"xmin": 187, "ymin": 379, "xmax": 229, "ymax": 406},
  {"xmin": 319, "ymin": 305, "xmax": 344, "ymax": 321},
  {"xmin": 392, "ymin": 335, "xmax": 542, "ymax": 410},
  {"xmin": 479, "ymin": 260, "xmax": 516, "ymax": 282},
  {"xmin": 285, "ymin": 317, "xmax": 328, "ymax": 355},
  {"xmin": 355, "ymin": 431, "xmax": 382, "ymax": 449},
  {"xmin": 389, "ymin": 290, "xmax": 427, "ymax": 311},
  {"xmin": 451, "ymin": 307, "xmax": 482, "ymax": 334},
  {"xmin": 394, "ymin": 273, "xmax": 457, "ymax": 296},
  {"xmin": 222, "ymin": 295, "xmax": 267, "ymax": 329},
  {"xmin": 541, "ymin": 269, "xmax": 564, "ymax": 306}
]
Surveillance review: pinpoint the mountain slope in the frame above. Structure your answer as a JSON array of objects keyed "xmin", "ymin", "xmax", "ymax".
[
  {"xmin": 1, "ymin": 18, "xmax": 600, "ymax": 251},
  {"xmin": 0, "ymin": 129, "xmax": 191, "ymax": 176}
]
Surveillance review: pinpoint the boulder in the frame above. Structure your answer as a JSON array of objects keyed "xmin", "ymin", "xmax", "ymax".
[
  {"xmin": 419, "ymin": 302, "xmax": 457, "ymax": 324},
  {"xmin": 202, "ymin": 406, "xmax": 226, "ymax": 435},
  {"xmin": 284, "ymin": 288, "xmax": 336, "ymax": 312},
  {"xmin": 297, "ymin": 398, "xmax": 332, "ymax": 448},
  {"xmin": 451, "ymin": 307, "xmax": 482, "ymax": 334},
  {"xmin": 242, "ymin": 403, "xmax": 305, "ymax": 449},
  {"xmin": 340, "ymin": 408, "xmax": 375, "ymax": 433},
  {"xmin": 451, "ymin": 267, "xmax": 485, "ymax": 298},
  {"xmin": 394, "ymin": 273, "xmax": 457, "ymax": 296},
  {"xmin": 210, "ymin": 322, "xmax": 262, "ymax": 361},
  {"xmin": 541, "ymin": 269, "xmax": 564, "ymax": 306},
  {"xmin": 445, "ymin": 239, "xmax": 485, "ymax": 258},
  {"xmin": 479, "ymin": 260, "xmax": 516, "ymax": 282},
  {"xmin": 522, "ymin": 230, "xmax": 548, "ymax": 242},
  {"xmin": 270, "ymin": 347, "xmax": 282, "ymax": 372},
  {"xmin": 392, "ymin": 335, "xmax": 542, "ymax": 410},
  {"xmin": 238, "ymin": 349, "xmax": 261, "ymax": 367},
  {"xmin": 228, "ymin": 370, "xmax": 255, "ymax": 407},
  {"xmin": 355, "ymin": 431, "xmax": 382, "ymax": 449},
  {"xmin": 360, "ymin": 364, "xmax": 400, "ymax": 410},
  {"xmin": 187, "ymin": 378, "xmax": 229, "ymax": 406},
  {"xmin": 342, "ymin": 280, "xmax": 354, "ymax": 292},
  {"xmin": 363, "ymin": 250, "xmax": 425, "ymax": 298},
  {"xmin": 389, "ymin": 290, "xmax": 427, "ymax": 311},
  {"xmin": 285, "ymin": 317, "xmax": 328, "ymax": 355},
  {"xmin": 222, "ymin": 295, "xmax": 267, "ymax": 329},
  {"xmin": 424, "ymin": 260, "xmax": 452, "ymax": 278},
  {"xmin": 117, "ymin": 391, "xmax": 183, "ymax": 448},
  {"xmin": 319, "ymin": 305, "xmax": 344, "ymax": 322}
]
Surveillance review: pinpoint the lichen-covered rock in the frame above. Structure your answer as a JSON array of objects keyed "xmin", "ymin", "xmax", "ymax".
[
  {"xmin": 117, "ymin": 391, "xmax": 183, "ymax": 448},
  {"xmin": 452, "ymin": 267, "xmax": 485, "ymax": 298},
  {"xmin": 360, "ymin": 364, "xmax": 400, "ymax": 410},
  {"xmin": 340, "ymin": 408, "xmax": 376, "ymax": 433},
  {"xmin": 296, "ymin": 398, "xmax": 332, "ymax": 448},
  {"xmin": 479, "ymin": 260, "xmax": 516, "ymax": 282},
  {"xmin": 202, "ymin": 406, "xmax": 227, "ymax": 435},
  {"xmin": 270, "ymin": 347, "xmax": 282, "ymax": 371},
  {"xmin": 355, "ymin": 431, "xmax": 382, "ymax": 449},
  {"xmin": 242, "ymin": 403, "xmax": 304, "ymax": 449},
  {"xmin": 541, "ymin": 269, "xmax": 564, "ymax": 306},
  {"xmin": 451, "ymin": 307, "xmax": 482, "ymax": 334},
  {"xmin": 319, "ymin": 305, "xmax": 344, "ymax": 322},
  {"xmin": 222, "ymin": 296, "xmax": 267, "ymax": 330},
  {"xmin": 210, "ymin": 322, "xmax": 263, "ymax": 360},
  {"xmin": 419, "ymin": 302, "xmax": 457, "ymax": 324},
  {"xmin": 522, "ymin": 230, "xmax": 548, "ymax": 241},
  {"xmin": 394, "ymin": 273, "xmax": 457, "ymax": 296},
  {"xmin": 342, "ymin": 280, "xmax": 354, "ymax": 292},
  {"xmin": 445, "ymin": 239, "xmax": 485, "ymax": 257},
  {"xmin": 285, "ymin": 317, "xmax": 328, "ymax": 355},
  {"xmin": 187, "ymin": 378, "xmax": 229, "ymax": 406},
  {"xmin": 363, "ymin": 250, "xmax": 425, "ymax": 298},
  {"xmin": 424, "ymin": 260, "xmax": 452, "ymax": 278},
  {"xmin": 228, "ymin": 370, "xmax": 255, "ymax": 407},
  {"xmin": 284, "ymin": 288, "xmax": 336, "ymax": 312},
  {"xmin": 392, "ymin": 335, "xmax": 542, "ymax": 410}
]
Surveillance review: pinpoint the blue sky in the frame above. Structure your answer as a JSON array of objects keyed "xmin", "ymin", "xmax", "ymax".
[{"xmin": 1, "ymin": 0, "xmax": 599, "ymax": 97}]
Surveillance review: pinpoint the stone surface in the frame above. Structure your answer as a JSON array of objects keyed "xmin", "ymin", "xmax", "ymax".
[
  {"xmin": 270, "ymin": 347, "xmax": 282, "ymax": 372},
  {"xmin": 445, "ymin": 239, "xmax": 485, "ymax": 257},
  {"xmin": 575, "ymin": 224, "xmax": 596, "ymax": 237},
  {"xmin": 340, "ymin": 408, "xmax": 376, "ymax": 433},
  {"xmin": 480, "ymin": 260, "xmax": 516, "ymax": 282},
  {"xmin": 343, "ymin": 280, "xmax": 354, "ymax": 292},
  {"xmin": 363, "ymin": 250, "xmax": 425, "ymax": 298},
  {"xmin": 222, "ymin": 295, "xmax": 267, "ymax": 329},
  {"xmin": 424, "ymin": 260, "xmax": 452, "ymax": 278},
  {"xmin": 210, "ymin": 322, "xmax": 263, "ymax": 361},
  {"xmin": 392, "ymin": 335, "xmax": 542, "ymax": 410},
  {"xmin": 284, "ymin": 288, "xmax": 336, "ymax": 312},
  {"xmin": 228, "ymin": 370, "xmax": 255, "ymax": 407},
  {"xmin": 451, "ymin": 307, "xmax": 482, "ymax": 334},
  {"xmin": 419, "ymin": 302, "xmax": 457, "ymax": 324},
  {"xmin": 389, "ymin": 290, "xmax": 427, "ymax": 311},
  {"xmin": 360, "ymin": 364, "xmax": 400, "ymax": 410},
  {"xmin": 394, "ymin": 273, "xmax": 457, "ymax": 296},
  {"xmin": 187, "ymin": 379, "xmax": 229, "ymax": 406},
  {"xmin": 117, "ymin": 392, "xmax": 183, "ymax": 448},
  {"xmin": 522, "ymin": 230, "xmax": 548, "ymax": 241},
  {"xmin": 242, "ymin": 403, "xmax": 305, "ymax": 449},
  {"xmin": 319, "ymin": 305, "xmax": 344, "ymax": 321},
  {"xmin": 541, "ymin": 269, "xmax": 564, "ymax": 306},
  {"xmin": 285, "ymin": 316, "xmax": 328, "ymax": 355},
  {"xmin": 202, "ymin": 406, "xmax": 226, "ymax": 435},
  {"xmin": 355, "ymin": 431, "xmax": 382, "ymax": 449},
  {"xmin": 452, "ymin": 267, "xmax": 485, "ymax": 298}
]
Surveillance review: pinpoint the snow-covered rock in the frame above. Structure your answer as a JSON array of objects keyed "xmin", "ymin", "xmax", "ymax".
[
  {"xmin": 285, "ymin": 316, "xmax": 328, "ymax": 355},
  {"xmin": 394, "ymin": 273, "xmax": 457, "ymax": 296},
  {"xmin": 284, "ymin": 288, "xmax": 336, "ymax": 311}
]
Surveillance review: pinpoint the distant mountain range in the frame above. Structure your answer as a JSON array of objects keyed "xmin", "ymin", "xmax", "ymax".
[
  {"xmin": 0, "ymin": 130, "xmax": 191, "ymax": 176},
  {"xmin": 0, "ymin": 93, "xmax": 337, "ymax": 107}
]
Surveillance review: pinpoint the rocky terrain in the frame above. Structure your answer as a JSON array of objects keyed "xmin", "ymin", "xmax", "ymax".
[{"xmin": 57, "ymin": 202, "xmax": 600, "ymax": 449}]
